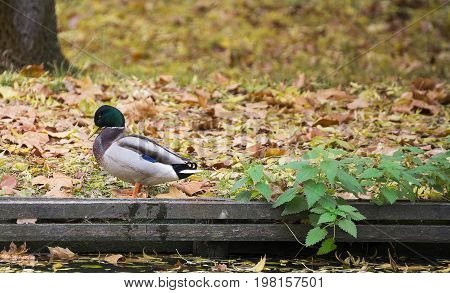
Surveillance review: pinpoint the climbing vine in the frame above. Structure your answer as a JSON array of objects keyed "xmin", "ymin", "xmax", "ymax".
[{"xmin": 231, "ymin": 147, "xmax": 449, "ymax": 255}]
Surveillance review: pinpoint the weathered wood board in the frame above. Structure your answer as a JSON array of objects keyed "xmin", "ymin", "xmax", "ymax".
[
  {"xmin": 0, "ymin": 198, "xmax": 449, "ymax": 220},
  {"xmin": 0, "ymin": 198, "xmax": 449, "ymax": 255},
  {"xmin": 1, "ymin": 223, "xmax": 449, "ymax": 242}
]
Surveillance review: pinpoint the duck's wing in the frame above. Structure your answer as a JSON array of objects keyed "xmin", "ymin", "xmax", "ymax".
[{"xmin": 116, "ymin": 135, "xmax": 190, "ymax": 165}]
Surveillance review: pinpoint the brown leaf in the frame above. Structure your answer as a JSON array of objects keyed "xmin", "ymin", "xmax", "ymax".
[
  {"xmin": 213, "ymin": 104, "xmax": 234, "ymax": 119},
  {"xmin": 104, "ymin": 254, "xmax": 125, "ymax": 266},
  {"xmin": 411, "ymin": 77, "xmax": 437, "ymax": 91},
  {"xmin": 48, "ymin": 173, "xmax": 73, "ymax": 189},
  {"xmin": 20, "ymin": 131, "xmax": 49, "ymax": 149},
  {"xmin": 0, "ymin": 242, "xmax": 35, "ymax": 262},
  {"xmin": 392, "ymin": 91, "xmax": 439, "ymax": 115},
  {"xmin": 44, "ymin": 186, "xmax": 70, "ymax": 197},
  {"xmin": 19, "ymin": 64, "xmax": 45, "ymax": 78},
  {"xmin": 263, "ymin": 148, "xmax": 286, "ymax": 157},
  {"xmin": 195, "ymin": 89, "xmax": 210, "ymax": 108},
  {"xmin": 117, "ymin": 98, "xmax": 157, "ymax": 122},
  {"xmin": 212, "ymin": 263, "xmax": 228, "ymax": 272},
  {"xmin": 313, "ymin": 112, "xmax": 352, "ymax": 127},
  {"xmin": 293, "ymin": 73, "xmax": 307, "ymax": 89},
  {"xmin": 347, "ymin": 97, "xmax": 369, "ymax": 110},
  {"xmin": 31, "ymin": 175, "xmax": 50, "ymax": 186},
  {"xmin": 172, "ymin": 181, "xmax": 210, "ymax": 196},
  {"xmin": 48, "ymin": 246, "xmax": 77, "ymax": 260},
  {"xmin": 0, "ymin": 174, "xmax": 17, "ymax": 189},
  {"xmin": 316, "ymin": 88, "xmax": 353, "ymax": 101},
  {"xmin": 157, "ymin": 75, "xmax": 173, "ymax": 85},
  {"xmin": 16, "ymin": 218, "xmax": 37, "ymax": 224},
  {"xmin": 154, "ymin": 186, "xmax": 190, "ymax": 199},
  {"xmin": 211, "ymin": 160, "xmax": 233, "ymax": 169}
]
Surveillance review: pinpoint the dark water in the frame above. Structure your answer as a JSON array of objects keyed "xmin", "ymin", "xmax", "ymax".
[{"xmin": 1, "ymin": 253, "xmax": 449, "ymax": 273}]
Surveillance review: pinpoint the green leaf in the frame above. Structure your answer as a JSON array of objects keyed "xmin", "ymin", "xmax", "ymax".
[
  {"xmin": 337, "ymin": 205, "xmax": 358, "ymax": 213},
  {"xmin": 247, "ymin": 165, "xmax": 264, "ymax": 184},
  {"xmin": 347, "ymin": 211, "xmax": 366, "ymax": 221},
  {"xmin": 336, "ymin": 170, "xmax": 364, "ymax": 194},
  {"xmin": 402, "ymin": 172, "xmax": 420, "ymax": 186},
  {"xmin": 317, "ymin": 212, "xmax": 337, "ymax": 224},
  {"xmin": 255, "ymin": 182, "xmax": 272, "ymax": 201},
  {"xmin": 305, "ymin": 227, "xmax": 328, "ymax": 247},
  {"xmin": 310, "ymin": 207, "xmax": 326, "ymax": 214},
  {"xmin": 303, "ymin": 180, "xmax": 326, "ymax": 207},
  {"xmin": 294, "ymin": 166, "xmax": 319, "ymax": 185},
  {"xmin": 337, "ymin": 219, "xmax": 357, "ymax": 238},
  {"xmin": 281, "ymin": 196, "xmax": 308, "ymax": 216},
  {"xmin": 235, "ymin": 190, "xmax": 251, "ymax": 203},
  {"xmin": 318, "ymin": 196, "xmax": 337, "ymax": 209},
  {"xmin": 360, "ymin": 168, "xmax": 383, "ymax": 179},
  {"xmin": 404, "ymin": 146, "xmax": 424, "ymax": 154},
  {"xmin": 380, "ymin": 187, "xmax": 399, "ymax": 204},
  {"xmin": 320, "ymin": 159, "xmax": 338, "ymax": 184},
  {"xmin": 231, "ymin": 177, "xmax": 249, "ymax": 192},
  {"xmin": 309, "ymin": 214, "xmax": 320, "ymax": 226},
  {"xmin": 317, "ymin": 238, "xmax": 337, "ymax": 255},
  {"xmin": 273, "ymin": 187, "xmax": 297, "ymax": 208},
  {"xmin": 281, "ymin": 161, "xmax": 308, "ymax": 170},
  {"xmin": 335, "ymin": 139, "xmax": 355, "ymax": 150}
]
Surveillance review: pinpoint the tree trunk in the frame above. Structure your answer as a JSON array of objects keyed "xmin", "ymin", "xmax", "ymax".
[{"xmin": 0, "ymin": 0, "xmax": 68, "ymax": 71}]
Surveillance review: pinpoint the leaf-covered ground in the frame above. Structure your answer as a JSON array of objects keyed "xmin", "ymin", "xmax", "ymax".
[
  {"xmin": 0, "ymin": 1, "xmax": 449, "ymax": 198},
  {"xmin": 1, "ymin": 243, "xmax": 449, "ymax": 273},
  {"xmin": 0, "ymin": 72, "xmax": 448, "ymax": 198},
  {"xmin": 56, "ymin": 0, "xmax": 449, "ymax": 84}
]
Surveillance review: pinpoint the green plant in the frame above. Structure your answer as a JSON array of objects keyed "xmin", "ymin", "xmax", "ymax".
[
  {"xmin": 231, "ymin": 147, "xmax": 449, "ymax": 255},
  {"xmin": 231, "ymin": 165, "xmax": 272, "ymax": 203}
]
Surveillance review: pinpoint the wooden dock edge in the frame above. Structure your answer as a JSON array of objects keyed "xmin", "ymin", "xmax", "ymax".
[{"xmin": 0, "ymin": 198, "xmax": 449, "ymax": 256}]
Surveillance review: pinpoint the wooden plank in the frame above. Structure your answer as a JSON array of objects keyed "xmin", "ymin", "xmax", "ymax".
[
  {"xmin": 0, "ymin": 198, "xmax": 449, "ymax": 221},
  {"xmin": 0, "ymin": 223, "xmax": 449, "ymax": 243}
]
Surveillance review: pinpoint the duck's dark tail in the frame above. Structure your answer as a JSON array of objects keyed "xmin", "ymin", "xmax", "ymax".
[{"xmin": 172, "ymin": 162, "xmax": 202, "ymax": 179}]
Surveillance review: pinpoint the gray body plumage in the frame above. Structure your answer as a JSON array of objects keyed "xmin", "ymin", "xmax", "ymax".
[{"xmin": 93, "ymin": 127, "xmax": 193, "ymax": 185}]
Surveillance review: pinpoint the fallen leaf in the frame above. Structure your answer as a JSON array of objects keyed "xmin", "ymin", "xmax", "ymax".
[
  {"xmin": 249, "ymin": 255, "xmax": 266, "ymax": 272},
  {"xmin": 393, "ymin": 91, "xmax": 440, "ymax": 115},
  {"xmin": 49, "ymin": 173, "xmax": 73, "ymax": 189},
  {"xmin": 313, "ymin": 112, "xmax": 352, "ymax": 127},
  {"xmin": 157, "ymin": 75, "xmax": 173, "ymax": 85},
  {"xmin": 0, "ymin": 242, "xmax": 35, "ymax": 262},
  {"xmin": 20, "ymin": 131, "xmax": 49, "ymax": 149},
  {"xmin": 104, "ymin": 254, "xmax": 125, "ymax": 266},
  {"xmin": 172, "ymin": 181, "xmax": 210, "ymax": 196},
  {"xmin": 44, "ymin": 185, "xmax": 72, "ymax": 197},
  {"xmin": 117, "ymin": 98, "xmax": 157, "ymax": 122},
  {"xmin": 195, "ymin": 89, "xmax": 210, "ymax": 108},
  {"xmin": 212, "ymin": 263, "xmax": 228, "ymax": 272},
  {"xmin": 48, "ymin": 246, "xmax": 77, "ymax": 260},
  {"xmin": 316, "ymin": 88, "xmax": 353, "ymax": 101},
  {"xmin": 213, "ymin": 104, "xmax": 234, "ymax": 119},
  {"xmin": 264, "ymin": 148, "xmax": 286, "ymax": 157},
  {"xmin": 155, "ymin": 186, "xmax": 190, "ymax": 199},
  {"xmin": 411, "ymin": 77, "xmax": 437, "ymax": 91},
  {"xmin": 19, "ymin": 64, "xmax": 45, "ymax": 77},
  {"xmin": 0, "ymin": 86, "xmax": 19, "ymax": 99},
  {"xmin": 31, "ymin": 175, "xmax": 50, "ymax": 186},
  {"xmin": 293, "ymin": 72, "xmax": 307, "ymax": 89},
  {"xmin": 0, "ymin": 174, "xmax": 17, "ymax": 189},
  {"xmin": 347, "ymin": 97, "xmax": 369, "ymax": 110},
  {"xmin": 16, "ymin": 218, "xmax": 37, "ymax": 224}
]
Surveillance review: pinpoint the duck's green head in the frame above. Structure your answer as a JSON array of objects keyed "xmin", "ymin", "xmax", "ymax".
[{"xmin": 94, "ymin": 105, "xmax": 125, "ymax": 127}]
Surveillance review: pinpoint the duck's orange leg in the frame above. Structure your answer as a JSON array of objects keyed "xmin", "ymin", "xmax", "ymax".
[{"xmin": 131, "ymin": 182, "xmax": 142, "ymax": 198}]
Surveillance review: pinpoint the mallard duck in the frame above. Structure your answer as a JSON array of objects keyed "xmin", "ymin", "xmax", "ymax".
[{"xmin": 90, "ymin": 105, "xmax": 201, "ymax": 197}]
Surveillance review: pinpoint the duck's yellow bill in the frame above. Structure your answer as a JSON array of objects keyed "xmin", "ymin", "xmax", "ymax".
[{"xmin": 88, "ymin": 126, "xmax": 100, "ymax": 139}]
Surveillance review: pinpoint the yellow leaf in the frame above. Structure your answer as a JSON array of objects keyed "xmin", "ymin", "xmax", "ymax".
[{"xmin": 249, "ymin": 255, "xmax": 266, "ymax": 272}]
